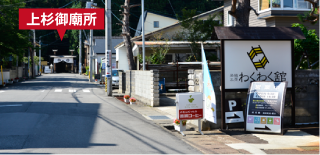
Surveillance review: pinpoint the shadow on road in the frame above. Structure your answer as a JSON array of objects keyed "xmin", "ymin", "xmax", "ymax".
[{"xmin": 0, "ymin": 101, "xmax": 116, "ymax": 149}]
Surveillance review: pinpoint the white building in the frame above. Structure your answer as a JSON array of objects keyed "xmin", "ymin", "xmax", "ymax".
[
  {"xmin": 134, "ymin": 11, "xmax": 179, "ymax": 37},
  {"xmin": 84, "ymin": 36, "xmax": 123, "ymax": 75},
  {"xmin": 116, "ymin": 6, "xmax": 224, "ymax": 72}
]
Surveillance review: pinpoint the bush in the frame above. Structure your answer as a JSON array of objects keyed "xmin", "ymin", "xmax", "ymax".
[{"xmin": 85, "ymin": 66, "xmax": 89, "ymax": 75}]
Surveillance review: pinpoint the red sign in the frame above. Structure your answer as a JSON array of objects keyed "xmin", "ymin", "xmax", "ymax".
[
  {"xmin": 178, "ymin": 109, "xmax": 203, "ymax": 120},
  {"xmin": 19, "ymin": 9, "xmax": 105, "ymax": 40}
]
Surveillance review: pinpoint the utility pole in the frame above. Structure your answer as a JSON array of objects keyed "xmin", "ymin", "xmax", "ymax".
[
  {"xmin": 28, "ymin": 31, "xmax": 31, "ymax": 78},
  {"xmin": 39, "ymin": 36, "xmax": 42, "ymax": 75},
  {"xmin": 86, "ymin": 0, "xmax": 96, "ymax": 82},
  {"xmin": 142, "ymin": 0, "xmax": 145, "ymax": 70},
  {"xmin": 32, "ymin": 29, "xmax": 35, "ymax": 78},
  {"xmin": 120, "ymin": 0, "xmax": 140, "ymax": 70},
  {"xmin": 79, "ymin": 30, "xmax": 82, "ymax": 75},
  {"xmin": 105, "ymin": 0, "xmax": 112, "ymax": 96}
]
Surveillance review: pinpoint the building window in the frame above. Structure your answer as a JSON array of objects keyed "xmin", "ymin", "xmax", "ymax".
[
  {"xmin": 154, "ymin": 21, "xmax": 159, "ymax": 28},
  {"xmin": 227, "ymin": 14, "xmax": 234, "ymax": 26},
  {"xmin": 296, "ymin": 0, "xmax": 311, "ymax": 9},
  {"xmin": 259, "ymin": 0, "xmax": 311, "ymax": 11},
  {"xmin": 260, "ymin": 0, "xmax": 270, "ymax": 10},
  {"xmin": 164, "ymin": 54, "xmax": 173, "ymax": 63},
  {"xmin": 272, "ymin": 0, "xmax": 281, "ymax": 8},
  {"xmin": 284, "ymin": 0, "xmax": 293, "ymax": 8}
]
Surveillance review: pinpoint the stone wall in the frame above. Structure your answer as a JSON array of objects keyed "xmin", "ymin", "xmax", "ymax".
[
  {"xmin": 125, "ymin": 70, "xmax": 160, "ymax": 107},
  {"xmin": 294, "ymin": 69, "xmax": 319, "ymax": 124}
]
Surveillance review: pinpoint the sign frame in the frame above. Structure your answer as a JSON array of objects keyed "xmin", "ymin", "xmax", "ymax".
[
  {"xmin": 225, "ymin": 98, "xmax": 244, "ymax": 124},
  {"xmin": 105, "ymin": 50, "xmax": 112, "ymax": 78},
  {"xmin": 219, "ymin": 39, "xmax": 296, "ymax": 130},
  {"xmin": 175, "ymin": 92, "xmax": 204, "ymax": 136},
  {"xmin": 244, "ymin": 81, "xmax": 287, "ymax": 135}
]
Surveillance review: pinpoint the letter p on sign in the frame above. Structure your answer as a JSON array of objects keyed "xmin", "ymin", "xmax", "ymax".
[{"xmin": 228, "ymin": 100, "xmax": 237, "ymax": 111}]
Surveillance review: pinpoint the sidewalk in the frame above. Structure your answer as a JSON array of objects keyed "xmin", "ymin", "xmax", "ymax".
[
  {"xmin": 120, "ymin": 100, "xmax": 319, "ymax": 154},
  {"xmin": 93, "ymin": 83, "xmax": 319, "ymax": 154}
]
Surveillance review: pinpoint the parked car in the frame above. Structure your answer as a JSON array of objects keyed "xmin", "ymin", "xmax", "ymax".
[{"xmin": 112, "ymin": 69, "xmax": 123, "ymax": 88}]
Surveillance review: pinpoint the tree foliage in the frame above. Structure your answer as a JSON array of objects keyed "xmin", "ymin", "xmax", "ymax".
[
  {"xmin": 0, "ymin": 0, "xmax": 223, "ymax": 68},
  {"xmin": 297, "ymin": 0, "xmax": 319, "ymax": 24},
  {"xmin": 0, "ymin": 0, "xmax": 32, "ymax": 66},
  {"xmin": 149, "ymin": 33, "xmax": 171, "ymax": 64},
  {"xmin": 292, "ymin": 23, "xmax": 319, "ymax": 69}
]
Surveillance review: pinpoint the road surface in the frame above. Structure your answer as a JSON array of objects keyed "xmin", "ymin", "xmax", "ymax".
[{"xmin": 0, "ymin": 73, "xmax": 200, "ymax": 154}]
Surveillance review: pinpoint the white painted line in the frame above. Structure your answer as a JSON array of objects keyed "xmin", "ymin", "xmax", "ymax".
[
  {"xmin": 83, "ymin": 89, "xmax": 90, "ymax": 93},
  {"xmin": 0, "ymin": 91, "xmax": 5, "ymax": 93},
  {"xmin": 0, "ymin": 104, "xmax": 23, "ymax": 107},
  {"xmin": 54, "ymin": 89, "xmax": 62, "ymax": 92},
  {"xmin": 69, "ymin": 89, "xmax": 76, "ymax": 92},
  {"xmin": 41, "ymin": 90, "xmax": 45, "ymax": 92}
]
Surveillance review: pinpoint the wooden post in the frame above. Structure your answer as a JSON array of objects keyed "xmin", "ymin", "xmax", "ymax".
[
  {"xmin": 291, "ymin": 40, "xmax": 295, "ymax": 126},
  {"xmin": 120, "ymin": 0, "xmax": 140, "ymax": 70},
  {"xmin": 54, "ymin": 51, "xmax": 57, "ymax": 73},
  {"xmin": 220, "ymin": 40, "xmax": 226, "ymax": 129}
]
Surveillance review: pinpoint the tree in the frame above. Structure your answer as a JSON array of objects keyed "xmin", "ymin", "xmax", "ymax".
[
  {"xmin": 176, "ymin": 8, "xmax": 222, "ymax": 61},
  {"xmin": 0, "ymin": 0, "xmax": 32, "ymax": 67},
  {"xmin": 120, "ymin": 0, "xmax": 140, "ymax": 70},
  {"xmin": 292, "ymin": 23, "xmax": 319, "ymax": 69},
  {"xmin": 149, "ymin": 33, "xmax": 171, "ymax": 64},
  {"xmin": 229, "ymin": 0, "xmax": 259, "ymax": 27},
  {"xmin": 298, "ymin": 0, "xmax": 319, "ymax": 24}
]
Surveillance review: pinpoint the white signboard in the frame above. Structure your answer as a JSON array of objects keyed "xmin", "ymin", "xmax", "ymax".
[
  {"xmin": 246, "ymin": 81, "xmax": 287, "ymax": 134},
  {"xmin": 176, "ymin": 92, "xmax": 203, "ymax": 120},
  {"xmin": 224, "ymin": 41, "xmax": 292, "ymax": 89},
  {"xmin": 105, "ymin": 50, "xmax": 111, "ymax": 78},
  {"xmin": 53, "ymin": 58, "xmax": 73, "ymax": 63},
  {"xmin": 225, "ymin": 99, "xmax": 244, "ymax": 123}
]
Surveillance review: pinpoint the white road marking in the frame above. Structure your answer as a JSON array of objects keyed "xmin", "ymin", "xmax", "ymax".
[
  {"xmin": 0, "ymin": 104, "xmax": 23, "ymax": 107},
  {"xmin": 83, "ymin": 89, "xmax": 90, "ymax": 93},
  {"xmin": 0, "ymin": 91, "xmax": 5, "ymax": 93},
  {"xmin": 41, "ymin": 90, "xmax": 45, "ymax": 92},
  {"xmin": 54, "ymin": 89, "xmax": 62, "ymax": 92},
  {"xmin": 69, "ymin": 89, "xmax": 76, "ymax": 92}
]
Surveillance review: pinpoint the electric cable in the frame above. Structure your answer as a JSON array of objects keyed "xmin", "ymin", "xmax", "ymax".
[
  {"xmin": 167, "ymin": 0, "xmax": 177, "ymax": 19},
  {"xmin": 0, "ymin": 0, "xmax": 39, "ymax": 7}
]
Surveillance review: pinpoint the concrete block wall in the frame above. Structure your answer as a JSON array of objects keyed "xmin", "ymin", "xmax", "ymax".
[
  {"xmin": 118, "ymin": 72, "xmax": 126, "ymax": 94},
  {"xmin": 9, "ymin": 69, "xmax": 17, "ymax": 79},
  {"xmin": 18, "ymin": 67, "xmax": 23, "ymax": 78},
  {"xmin": 125, "ymin": 70, "xmax": 132, "ymax": 96},
  {"xmin": 125, "ymin": 70, "xmax": 160, "ymax": 107}
]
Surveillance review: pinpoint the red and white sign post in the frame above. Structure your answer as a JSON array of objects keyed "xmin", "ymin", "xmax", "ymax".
[{"xmin": 176, "ymin": 92, "xmax": 203, "ymax": 136}]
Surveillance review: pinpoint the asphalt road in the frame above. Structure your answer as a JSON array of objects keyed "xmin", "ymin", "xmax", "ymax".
[{"xmin": 0, "ymin": 73, "xmax": 201, "ymax": 154}]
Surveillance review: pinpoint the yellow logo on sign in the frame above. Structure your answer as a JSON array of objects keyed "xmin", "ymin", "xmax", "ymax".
[{"xmin": 247, "ymin": 45, "xmax": 269, "ymax": 70}]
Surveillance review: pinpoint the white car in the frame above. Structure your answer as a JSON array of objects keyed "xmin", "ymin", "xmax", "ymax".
[{"xmin": 112, "ymin": 69, "xmax": 123, "ymax": 88}]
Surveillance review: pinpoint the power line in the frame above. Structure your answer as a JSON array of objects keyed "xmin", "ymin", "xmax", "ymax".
[
  {"xmin": 59, "ymin": 0, "xmax": 78, "ymax": 8},
  {"xmin": 167, "ymin": 0, "xmax": 177, "ymax": 19},
  {"xmin": 0, "ymin": 0, "xmax": 39, "ymax": 7},
  {"xmin": 111, "ymin": 1, "xmax": 157, "ymax": 26},
  {"xmin": 102, "ymin": 0, "xmax": 147, "ymax": 33}
]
